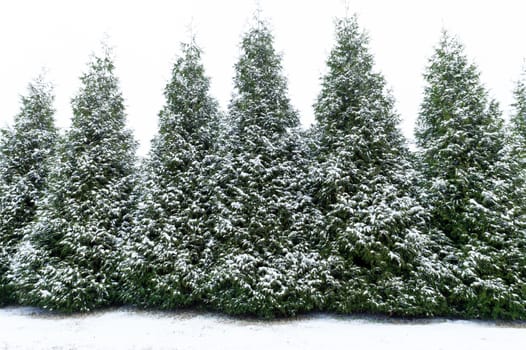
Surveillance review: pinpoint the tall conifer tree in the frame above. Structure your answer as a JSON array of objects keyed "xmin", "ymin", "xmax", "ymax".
[
  {"xmin": 207, "ymin": 17, "xmax": 327, "ymax": 317},
  {"xmin": 416, "ymin": 32, "xmax": 525, "ymax": 319},
  {"xmin": 120, "ymin": 40, "xmax": 222, "ymax": 308},
  {"xmin": 510, "ymin": 68, "xmax": 526, "ymax": 140},
  {"xmin": 10, "ymin": 47, "xmax": 137, "ymax": 312},
  {"xmin": 0, "ymin": 78, "xmax": 57, "ymax": 304},
  {"xmin": 509, "ymin": 68, "xmax": 526, "ymax": 208},
  {"xmin": 507, "ymin": 67, "xmax": 526, "ymax": 304},
  {"xmin": 311, "ymin": 16, "xmax": 444, "ymax": 316}
]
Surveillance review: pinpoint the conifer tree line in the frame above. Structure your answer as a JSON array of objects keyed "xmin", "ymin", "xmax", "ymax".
[{"xmin": 1, "ymin": 15, "xmax": 525, "ymax": 319}]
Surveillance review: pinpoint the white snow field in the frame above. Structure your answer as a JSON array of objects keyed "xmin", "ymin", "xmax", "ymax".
[{"xmin": 0, "ymin": 307, "xmax": 524, "ymax": 350}]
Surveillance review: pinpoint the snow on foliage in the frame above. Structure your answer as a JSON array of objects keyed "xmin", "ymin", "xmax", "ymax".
[
  {"xmin": 119, "ymin": 39, "xmax": 222, "ymax": 309},
  {"xmin": 416, "ymin": 32, "xmax": 525, "ymax": 319},
  {"xmin": 0, "ymin": 17, "xmax": 524, "ymax": 320},
  {"xmin": 9, "ymin": 47, "xmax": 138, "ymax": 312},
  {"xmin": 310, "ymin": 16, "xmax": 445, "ymax": 316},
  {"xmin": 0, "ymin": 78, "xmax": 57, "ymax": 305},
  {"xmin": 205, "ymin": 16, "xmax": 329, "ymax": 317}
]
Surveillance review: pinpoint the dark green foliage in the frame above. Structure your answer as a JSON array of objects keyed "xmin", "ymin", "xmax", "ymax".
[
  {"xmin": 510, "ymin": 69, "xmax": 526, "ymax": 140},
  {"xmin": 10, "ymin": 48, "xmax": 137, "ymax": 312},
  {"xmin": 0, "ymin": 78, "xmax": 57, "ymax": 305},
  {"xmin": 416, "ymin": 32, "xmax": 525, "ymax": 319},
  {"xmin": 508, "ymin": 69, "xmax": 526, "ymax": 220},
  {"xmin": 506, "ymin": 68, "xmax": 526, "ymax": 311},
  {"xmin": 0, "ymin": 20, "xmax": 524, "ymax": 321},
  {"xmin": 311, "ymin": 16, "xmax": 445, "ymax": 316},
  {"xmin": 120, "ymin": 40, "xmax": 222, "ymax": 308},
  {"xmin": 207, "ymin": 18, "xmax": 328, "ymax": 318}
]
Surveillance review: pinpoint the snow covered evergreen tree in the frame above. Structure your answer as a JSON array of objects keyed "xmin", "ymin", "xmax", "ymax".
[
  {"xmin": 510, "ymin": 68, "xmax": 526, "ymax": 140},
  {"xmin": 10, "ymin": 47, "xmax": 138, "ymax": 312},
  {"xmin": 311, "ymin": 16, "xmax": 445, "ymax": 316},
  {"xmin": 119, "ymin": 39, "xmax": 223, "ymax": 308},
  {"xmin": 506, "ymin": 67, "xmax": 526, "ymax": 306},
  {"xmin": 0, "ymin": 78, "xmax": 57, "ymax": 305},
  {"xmin": 508, "ymin": 68, "xmax": 526, "ymax": 216},
  {"xmin": 416, "ymin": 32, "xmax": 525, "ymax": 319},
  {"xmin": 207, "ymin": 17, "xmax": 327, "ymax": 317}
]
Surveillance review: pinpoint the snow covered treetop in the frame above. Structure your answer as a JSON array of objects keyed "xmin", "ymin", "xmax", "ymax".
[
  {"xmin": 15, "ymin": 76, "xmax": 55, "ymax": 130},
  {"xmin": 71, "ymin": 45, "xmax": 126, "ymax": 136},
  {"xmin": 416, "ymin": 30, "xmax": 504, "ymax": 156},
  {"xmin": 418, "ymin": 32, "xmax": 490, "ymax": 131},
  {"xmin": 159, "ymin": 39, "xmax": 219, "ymax": 139},
  {"xmin": 0, "ymin": 76, "xmax": 57, "ymax": 185},
  {"xmin": 230, "ymin": 16, "xmax": 298, "ymax": 141},
  {"xmin": 511, "ymin": 66, "xmax": 526, "ymax": 138},
  {"xmin": 314, "ymin": 15, "xmax": 404, "ymax": 155}
]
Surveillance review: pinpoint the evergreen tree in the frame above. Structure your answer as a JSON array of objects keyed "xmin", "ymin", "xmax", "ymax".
[
  {"xmin": 507, "ymin": 67, "xmax": 526, "ymax": 302},
  {"xmin": 119, "ymin": 40, "xmax": 222, "ymax": 308},
  {"xmin": 10, "ymin": 48, "xmax": 138, "ymax": 312},
  {"xmin": 207, "ymin": 17, "xmax": 327, "ymax": 317},
  {"xmin": 311, "ymin": 16, "xmax": 445, "ymax": 316},
  {"xmin": 511, "ymin": 69, "xmax": 526, "ymax": 133},
  {"xmin": 416, "ymin": 32, "xmax": 525, "ymax": 319},
  {"xmin": 509, "ymin": 67, "xmax": 526, "ymax": 210},
  {"xmin": 0, "ymin": 78, "xmax": 57, "ymax": 305}
]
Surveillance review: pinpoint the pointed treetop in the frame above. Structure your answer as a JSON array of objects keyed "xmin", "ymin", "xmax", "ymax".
[
  {"xmin": 16, "ymin": 74, "xmax": 55, "ymax": 124},
  {"xmin": 253, "ymin": 0, "xmax": 263, "ymax": 25},
  {"xmin": 4, "ymin": 75, "xmax": 57, "ymax": 149},
  {"xmin": 511, "ymin": 65, "xmax": 526, "ymax": 137},
  {"xmin": 425, "ymin": 30, "xmax": 481, "ymax": 85},
  {"xmin": 100, "ymin": 33, "xmax": 114, "ymax": 57},
  {"xmin": 82, "ymin": 37, "xmax": 117, "ymax": 83},
  {"xmin": 416, "ymin": 30, "xmax": 505, "ymax": 179},
  {"xmin": 435, "ymin": 29, "xmax": 467, "ymax": 59},
  {"xmin": 247, "ymin": 6, "xmax": 271, "ymax": 41},
  {"xmin": 315, "ymin": 14, "xmax": 403, "ymax": 153},
  {"xmin": 230, "ymin": 15, "xmax": 298, "ymax": 139},
  {"xmin": 342, "ymin": 0, "xmax": 351, "ymax": 18},
  {"xmin": 325, "ymin": 14, "xmax": 375, "ymax": 80},
  {"xmin": 0, "ymin": 73, "xmax": 57, "ymax": 185},
  {"xmin": 27, "ymin": 68, "xmax": 52, "ymax": 92},
  {"xmin": 416, "ymin": 30, "xmax": 497, "ymax": 148},
  {"xmin": 158, "ymin": 38, "xmax": 218, "ymax": 139},
  {"xmin": 185, "ymin": 18, "xmax": 198, "ymax": 45},
  {"xmin": 70, "ymin": 41, "xmax": 129, "ymax": 140}
]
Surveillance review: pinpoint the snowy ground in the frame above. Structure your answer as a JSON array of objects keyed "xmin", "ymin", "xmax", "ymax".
[{"xmin": 0, "ymin": 307, "xmax": 524, "ymax": 350}]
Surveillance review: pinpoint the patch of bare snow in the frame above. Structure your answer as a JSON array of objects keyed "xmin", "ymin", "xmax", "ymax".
[{"xmin": 0, "ymin": 307, "xmax": 524, "ymax": 349}]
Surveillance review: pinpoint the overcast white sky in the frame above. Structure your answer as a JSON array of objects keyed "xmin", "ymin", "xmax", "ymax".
[{"xmin": 1, "ymin": 0, "xmax": 526, "ymax": 156}]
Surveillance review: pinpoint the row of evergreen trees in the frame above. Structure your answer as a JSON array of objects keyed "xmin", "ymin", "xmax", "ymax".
[{"xmin": 1, "ymin": 16, "xmax": 525, "ymax": 319}]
